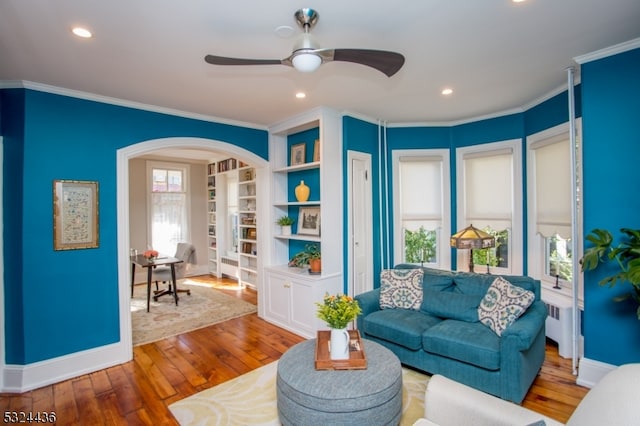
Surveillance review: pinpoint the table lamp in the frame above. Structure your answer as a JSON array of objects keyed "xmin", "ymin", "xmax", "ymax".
[{"xmin": 450, "ymin": 224, "xmax": 495, "ymax": 272}]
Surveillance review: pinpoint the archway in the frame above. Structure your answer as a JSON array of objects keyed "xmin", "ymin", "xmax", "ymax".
[{"xmin": 116, "ymin": 137, "xmax": 268, "ymax": 357}]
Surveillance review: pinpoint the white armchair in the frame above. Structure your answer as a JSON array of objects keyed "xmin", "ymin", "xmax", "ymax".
[{"xmin": 414, "ymin": 363, "xmax": 640, "ymax": 426}]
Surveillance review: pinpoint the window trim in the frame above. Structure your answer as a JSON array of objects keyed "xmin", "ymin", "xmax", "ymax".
[
  {"xmin": 526, "ymin": 119, "xmax": 583, "ymax": 302},
  {"xmin": 455, "ymin": 139, "xmax": 523, "ymax": 275},
  {"xmin": 392, "ymin": 149, "xmax": 451, "ymax": 269},
  {"xmin": 146, "ymin": 160, "xmax": 191, "ymax": 253}
]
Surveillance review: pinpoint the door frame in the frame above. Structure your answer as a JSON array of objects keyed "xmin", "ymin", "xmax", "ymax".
[
  {"xmin": 117, "ymin": 137, "xmax": 268, "ymax": 358},
  {"xmin": 347, "ymin": 150, "xmax": 374, "ymax": 297}
]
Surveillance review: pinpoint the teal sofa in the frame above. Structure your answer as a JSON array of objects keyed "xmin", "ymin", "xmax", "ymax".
[{"xmin": 355, "ymin": 266, "xmax": 546, "ymax": 403}]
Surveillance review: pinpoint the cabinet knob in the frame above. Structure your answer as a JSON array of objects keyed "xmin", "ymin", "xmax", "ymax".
[{"xmin": 284, "ymin": 282, "xmax": 291, "ymax": 288}]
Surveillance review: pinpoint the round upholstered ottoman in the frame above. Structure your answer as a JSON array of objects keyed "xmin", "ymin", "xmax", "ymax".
[{"xmin": 277, "ymin": 338, "xmax": 402, "ymax": 426}]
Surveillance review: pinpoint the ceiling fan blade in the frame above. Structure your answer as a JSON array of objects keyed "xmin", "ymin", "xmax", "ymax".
[
  {"xmin": 326, "ymin": 49, "xmax": 405, "ymax": 77},
  {"xmin": 205, "ymin": 55, "xmax": 285, "ymax": 67}
]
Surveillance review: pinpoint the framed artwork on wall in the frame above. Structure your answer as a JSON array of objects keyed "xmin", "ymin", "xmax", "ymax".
[
  {"xmin": 53, "ymin": 180, "xmax": 99, "ymax": 250},
  {"xmin": 298, "ymin": 207, "xmax": 321, "ymax": 236},
  {"xmin": 290, "ymin": 142, "xmax": 306, "ymax": 166}
]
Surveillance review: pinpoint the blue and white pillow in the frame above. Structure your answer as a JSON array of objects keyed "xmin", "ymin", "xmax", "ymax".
[
  {"xmin": 379, "ymin": 269, "xmax": 424, "ymax": 310},
  {"xmin": 478, "ymin": 276, "xmax": 535, "ymax": 336}
]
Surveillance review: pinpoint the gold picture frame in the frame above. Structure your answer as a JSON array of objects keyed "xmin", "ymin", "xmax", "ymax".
[
  {"xmin": 53, "ymin": 180, "xmax": 99, "ymax": 250},
  {"xmin": 290, "ymin": 142, "xmax": 306, "ymax": 166},
  {"xmin": 313, "ymin": 139, "xmax": 320, "ymax": 162}
]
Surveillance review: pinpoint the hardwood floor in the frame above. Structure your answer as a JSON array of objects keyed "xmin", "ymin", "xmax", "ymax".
[{"xmin": 1, "ymin": 275, "xmax": 589, "ymax": 425}]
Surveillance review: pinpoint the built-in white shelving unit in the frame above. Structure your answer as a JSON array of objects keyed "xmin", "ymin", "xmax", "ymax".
[
  {"xmin": 207, "ymin": 160, "xmax": 258, "ymax": 289},
  {"xmin": 262, "ymin": 107, "xmax": 343, "ymax": 338}
]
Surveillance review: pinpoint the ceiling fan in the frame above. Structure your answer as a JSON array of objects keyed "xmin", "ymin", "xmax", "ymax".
[{"xmin": 204, "ymin": 8, "xmax": 405, "ymax": 77}]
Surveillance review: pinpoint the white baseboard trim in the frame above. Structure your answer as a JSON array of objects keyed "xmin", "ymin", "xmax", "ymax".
[
  {"xmin": 1, "ymin": 341, "xmax": 131, "ymax": 393},
  {"xmin": 577, "ymin": 357, "xmax": 616, "ymax": 388}
]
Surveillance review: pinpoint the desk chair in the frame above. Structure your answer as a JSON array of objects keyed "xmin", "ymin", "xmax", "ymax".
[{"xmin": 152, "ymin": 242, "xmax": 195, "ymax": 301}]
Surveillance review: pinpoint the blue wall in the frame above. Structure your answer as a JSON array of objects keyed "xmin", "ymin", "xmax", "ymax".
[
  {"xmin": 581, "ymin": 47, "xmax": 640, "ymax": 364},
  {"xmin": 2, "ymin": 89, "xmax": 268, "ymax": 364},
  {"xmin": 3, "ymin": 44, "xmax": 638, "ymax": 369}
]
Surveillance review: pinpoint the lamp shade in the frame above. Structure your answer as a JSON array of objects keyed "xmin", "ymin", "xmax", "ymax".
[
  {"xmin": 450, "ymin": 224, "xmax": 495, "ymax": 250},
  {"xmin": 292, "ymin": 52, "xmax": 322, "ymax": 72}
]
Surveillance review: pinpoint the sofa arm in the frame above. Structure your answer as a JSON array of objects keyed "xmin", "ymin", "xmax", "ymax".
[
  {"xmin": 354, "ymin": 289, "xmax": 381, "ymax": 329},
  {"xmin": 501, "ymin": 301, "xmax": 547, "ymax": 351},
  {"xmin": 423, "ymin": 374, "xmax": 563, "ymax": 426},
  {"xmin": 354, "ymin": 288, "xmax": 380, "ymax": 316}
]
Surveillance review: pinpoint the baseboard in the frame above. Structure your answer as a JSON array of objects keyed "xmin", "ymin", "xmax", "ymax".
[
  {"xmin": 577, "ymin": 357, "xmax": 616, "ymax": 388},
  {"xmin": 1, "ymin": 341, "xmax": 131, "ymax": 393}
]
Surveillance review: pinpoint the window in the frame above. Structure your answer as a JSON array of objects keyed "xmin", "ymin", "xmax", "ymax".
[
  {"xmin": 148, "ymin": 162, "xmax": 190, "ymax": 256},
  {"xmin": 392, "ymin": 150, "xmax": 451, "ymax": 268},
  {"xmin": 527, "ymin": 120, "xmax": 581, "ymax": 292},
  {"xmin": 456, "ymin": 140, "xmax": 523, "ymax": 274}
]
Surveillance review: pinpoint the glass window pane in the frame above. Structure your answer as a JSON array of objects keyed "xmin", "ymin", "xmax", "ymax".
[
  {"xmin": 167, "ymin": 170, "xmax": 183, "ymax": 192},
  {"xmin": 152, "ymin": 168, "xmax": 168, "ymax": 192},
  {"xmin": 472, "ymin": 227, "xmax": 509, "ymax": 268},
  {"xmin": 546, "ymin": 235, "xmax": 573, "ymax": 281},
  {"xmin": 403, "ymin": 224, "xmax": 437, "ymax": 264}
]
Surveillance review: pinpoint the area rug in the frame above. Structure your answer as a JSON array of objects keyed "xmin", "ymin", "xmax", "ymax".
[
  {"xmin": 169, "ymin": 361, "xmax": 428, "ymax": 425},
  {"xmin": 131, "ymin": 279, "xmax": 257, "ymax": 346}
]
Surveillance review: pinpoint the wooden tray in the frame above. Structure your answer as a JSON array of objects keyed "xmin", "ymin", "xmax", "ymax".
[{"xmin": 314, "ymin": 330, "xmax": 367, "ymax": 370}]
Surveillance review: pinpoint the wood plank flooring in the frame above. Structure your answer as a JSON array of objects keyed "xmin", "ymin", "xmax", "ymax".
[{"xmin": 1, "ymin": 275, "xmax": 589, "ymax": 425}]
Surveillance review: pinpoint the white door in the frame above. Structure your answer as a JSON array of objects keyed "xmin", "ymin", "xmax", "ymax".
[{"xmin": 348, "ymin": 151, "xmax": 373, "ymax": 296}]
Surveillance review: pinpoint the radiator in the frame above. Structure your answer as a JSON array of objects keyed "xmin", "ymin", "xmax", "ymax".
[
  {"xmin": 542, "ymin": 292, "xmax": 573, "ymax": 359},
  {"xmin": 220, "ymin": 256, "xmax": 239, "ymax": 278}
]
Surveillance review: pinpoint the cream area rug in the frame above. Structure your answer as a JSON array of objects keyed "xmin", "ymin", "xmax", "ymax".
[
  {"xmin": 131, "ymin": 279, "xmax": 257, "ymax": 346},
  {"xmin": 169, "ymin": 361, "xmax": 428, "ymax": 425}
]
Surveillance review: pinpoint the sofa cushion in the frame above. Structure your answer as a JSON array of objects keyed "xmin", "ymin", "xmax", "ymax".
[
  {"xmin": 478, "ymin": 276, "xmax": 536, "ymax": 336},
  {"xmin": 363, "ymin": 309, "xmax": 441, "ymax": 351},
  {"xmin": 422, "ymin": 320, "xmax": 501, "ymax": 370},
  {"xmin": 379, "ymin": 268, "xmax": 424, "ymax": 310},
  {"xmin": 421, "ymin": 291, "xmax": 480, "ymax": 322}
]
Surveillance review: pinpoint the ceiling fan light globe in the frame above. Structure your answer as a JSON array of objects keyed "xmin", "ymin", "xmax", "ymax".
[{"xmin": 292, "ymin": 53, "xmax": 322, "ymax": 72}]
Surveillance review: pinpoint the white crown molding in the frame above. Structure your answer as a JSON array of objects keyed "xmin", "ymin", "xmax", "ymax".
[
  {"xmin": 0, "ymin": 80, "xmax": 268, "ymax": 131},
  {"xmin": 574, "ymin": 37, "xmax": 640, "ymax": 65}
]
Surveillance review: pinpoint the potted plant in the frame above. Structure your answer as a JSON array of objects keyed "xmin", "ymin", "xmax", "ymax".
[
  {"xmin": 276, "ymin": 216, "xmax": 295, "ymax": 236},
  {"xmin": 580, "ymin": 228, "xmax": 640, "ymax": 319},
  {"xmin": 288, "ymin": 243, "xmax": 321, "ymax": 273},
  {"xmin": 315, "ymin": 293, "xmax": 362, "ymax": 360},
  {"xmin": 306, "ymin": 243, "xmax": 322, "ymax": 274}
]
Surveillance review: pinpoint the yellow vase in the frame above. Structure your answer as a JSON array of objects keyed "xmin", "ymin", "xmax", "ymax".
[{"xmin": 295, "ymin": 180, "xmax": 310, "ymax": 202}]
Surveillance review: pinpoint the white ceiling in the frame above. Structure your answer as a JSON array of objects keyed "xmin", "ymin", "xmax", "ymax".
[{"xmin": 1, "ymin": 0, "xmax": 640, "ymax": 130}]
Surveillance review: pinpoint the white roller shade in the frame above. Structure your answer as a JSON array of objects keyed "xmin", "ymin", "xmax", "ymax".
[
  {"xmin": 399, "ymin": 157, "xmax": 442, "ymax": 223},
  {"xmin": 533, "ymin": 138, "xmax": 572, "ymax": 238},
  {"xmin": 464, "ymin": 150, "xmax": 512, "ymax": 230}
]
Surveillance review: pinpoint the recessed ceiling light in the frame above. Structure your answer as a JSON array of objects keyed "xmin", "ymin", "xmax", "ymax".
[
  {"xmin": 296, "ymin": 92, "xmax": 306, "ymax": 99},
  {"xmin": 512, "ymin": 0, "xmax": 526, "ymax": 3},
  {"xmin": 441, "ymin": 88, "xmax": 453, "ymax": 96},
  {"xmin": 72, "ymin": 27, "xmax": 93, "ymax": 38}
]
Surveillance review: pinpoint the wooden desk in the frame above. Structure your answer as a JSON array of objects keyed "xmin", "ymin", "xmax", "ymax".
[{"xmin": 130, "ymin": 255, "xmax": 183, "ymax": 312}]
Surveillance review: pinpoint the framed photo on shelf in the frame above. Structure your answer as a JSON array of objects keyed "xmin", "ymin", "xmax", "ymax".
[
  {"xmin": 53, "ymin": 179, "xmax": 99, "ymax": 250},
  {"xmin": 298, "ymin": 207, "xmax": 321, "ymax": 236},
  {"xmin": 313, "ymin": 139, "xmax": 320, "ymax": 162},
  {"xmin": 290, "ymin": 142, "xmax": 306, "ymax": 166}
]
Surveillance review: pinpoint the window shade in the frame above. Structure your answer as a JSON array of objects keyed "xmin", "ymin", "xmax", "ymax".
[
  {"xmin": 399, "ymin": 158, "xmax": 442, "ymax": 219},
  {"xmin": 534, "ymin": 138, "xmax": 572, "ymax": 238},
  {"xmin": 463, "ymin": 151, "xmax": 512, "ymax": 229}
]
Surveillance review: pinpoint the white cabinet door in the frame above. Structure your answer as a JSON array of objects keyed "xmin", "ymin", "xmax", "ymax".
[
  {"xmin": 264, "ymin": 272, "xmax": 291, "ymax": 326},
  {"xmin": 290, "ymin": 279, "xmax": 315, "ymax": 336}
]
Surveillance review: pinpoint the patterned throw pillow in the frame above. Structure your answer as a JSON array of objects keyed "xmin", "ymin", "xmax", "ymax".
[
  {"xmin": 477, "ymin": 276, "xmax": 535, "ymax": 336},
  {"xmin": 379, "ymin": 269, "xmax": 424, "ymax": 310}
]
